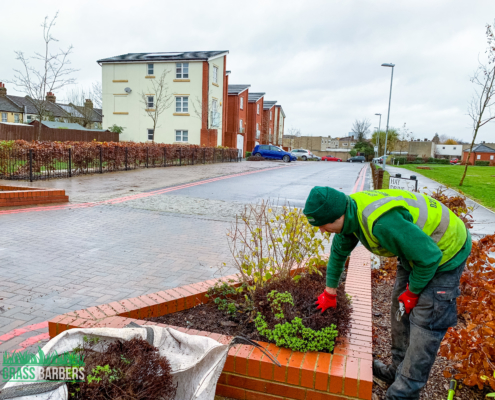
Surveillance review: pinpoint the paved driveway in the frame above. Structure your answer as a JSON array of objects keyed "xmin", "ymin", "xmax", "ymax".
[{"xmin": 0, "ymin": 161, "xmax": 369, "ymax": 355}]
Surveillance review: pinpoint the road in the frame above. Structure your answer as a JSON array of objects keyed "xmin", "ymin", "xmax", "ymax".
[{"xmin": 0, "ymin": 161, "xmax": 369, "ymax": 355}]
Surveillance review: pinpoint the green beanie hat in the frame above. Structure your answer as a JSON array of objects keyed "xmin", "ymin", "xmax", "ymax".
[{"xmin": 303, "ymin": 186, "xmax": 347, "ymax": 227}]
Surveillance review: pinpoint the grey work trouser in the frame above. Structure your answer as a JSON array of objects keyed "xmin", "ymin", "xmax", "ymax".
[{"xmin": 385, "ymin": 260, "xmax": 465, "ymax": 400}]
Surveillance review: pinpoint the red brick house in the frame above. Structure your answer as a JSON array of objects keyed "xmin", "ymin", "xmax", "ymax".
[
  {"xmin": 462, "ymin": 143, "xmax": 495, "ymax": 165},
  {"xmin": 247, "ymin": 92, "xmax": 265, "ymax": 152},
  {"xmin": 262, "ymin": 100, "xmax": 277, "ymax": 145},
  {"xmin": 226, "ymin": 84, "xmax": 250, "ymax": 154}
]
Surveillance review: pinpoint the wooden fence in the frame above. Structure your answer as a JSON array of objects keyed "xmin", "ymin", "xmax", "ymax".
[
  {"xmin": 0, "ymin": 121, "xmax": 119, "ymax": 142},
  {"xmin": 370, "ymin": 162, "xmax": 384, "ymax": 189}
]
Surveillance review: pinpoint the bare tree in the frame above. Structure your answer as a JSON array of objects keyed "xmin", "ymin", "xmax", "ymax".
[
  {"xmin": 192, "ymin": 96, "xmax": 222, "ymax": 146},
  {"xmin": 397, "ymin": 123, "xmax": 412, "ymax": 155},
  {"xmin": 286, "ymin": 127, "xmax": 301, "ymax": 150},
  {"xmin": 460, "ymin": 22, "xmax": 495, "ymax": 186},
  {"xmin": 91, "ymin": 81, "xmax": 102, "ymax": 109},
  {"xmin": 64, "ymin": 87, "xmax": 97, "ymax": 128},
  {"xmin": 140, "ymin": 69, "xmax": 174, "ymax": 142},
  {"xmin": 351, "ymin": 118, "xmax": 371, "ymax": 142},
  {"xmin": 9, "ymin": 13, "xmax": 77, "ymax": 140}
]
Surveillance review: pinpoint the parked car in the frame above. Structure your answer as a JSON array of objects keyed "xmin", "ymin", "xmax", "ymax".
[
  {"xmin": 372, "ymin": 156, "xmax": 385, "ymax": 164},
  {"xmin": 322, "ymin": 155, "xmax": 342, "ymax": 162},
  {"xmin": 314, "ymin": 156, "xmax": 322, "ymax": 161},
  {"xmin": 290, "ymin": 149, "xmax": 318, "ymax": 161},
  {"xmin": 450, "ymin": 158, "xmax": 459, "ymax": 165},
  {"xmin": 252, "ymin": 144, "xmax": 297, "ymax": 162},
  {"xmin": 347, "ymin": 156, "xmax": 366, "ymax": 163}
]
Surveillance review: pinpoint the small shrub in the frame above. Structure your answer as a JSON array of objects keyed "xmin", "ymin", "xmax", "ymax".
[
  {"xmin": 475, "ymin": 160, "xmax": 490, "ymax": 166},
  {"xmin": 245, "ymin": 151, "xmax": 252, "ymax": 158},
  {"xmin": 394, "ymin": 157, "xmax": 406, "ymax": 165},
  {"xmin": 247, "ymin": 155, "xmax": 265, "ymax": 161}
]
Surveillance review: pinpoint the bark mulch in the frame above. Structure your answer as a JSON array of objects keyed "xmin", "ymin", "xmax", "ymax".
[
  {"xmin": 372, "ymin": 277, "xmax": 484, "ymax": 400},
  {"xmin": 147, "ymin": 268, "xmax": 352, "ymax": 351}
]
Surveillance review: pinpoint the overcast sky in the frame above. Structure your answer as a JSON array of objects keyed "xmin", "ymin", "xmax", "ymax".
[{"xmin": 1, "ymin": 0, "xmax": 494, "ymax": 142}]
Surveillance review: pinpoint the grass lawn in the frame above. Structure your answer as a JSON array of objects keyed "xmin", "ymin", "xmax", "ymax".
[
  {"xmin": 395, "ymin": 164, "xmax": 495, "ymax": 210},
  {"xmin": 374, "ymin": 164, "xmax": 390, "ymax": 189}
]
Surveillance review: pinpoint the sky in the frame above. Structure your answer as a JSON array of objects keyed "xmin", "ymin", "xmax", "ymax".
[{"xmin": 1, "ymin": 0, "xmax": 494, "ymax": 142}]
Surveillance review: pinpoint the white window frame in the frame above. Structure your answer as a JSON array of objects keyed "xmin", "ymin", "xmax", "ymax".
[
  {"xmin": 175, "ymin": 130, "xmax": 188, "ymax": 142},
  {"xmin": 147, "ymin": 96, "xmax": 154, "ymax": 109},
  {"xmin": 176, "ymin": 63, "xmax": 189, "ymax": 79},
  {"xmin": 1, "ymin": 113, "xmax": 6, "ymax": 122},
  {"xmin": 477, "ymin": 155, "xmax": 481, "ymax": 159},
  {"xmin": 213, "ymin": 66, "xmax": 218, "ymax": 84},
  {"xmin": 256, "ymin": 123, "xmax": 259, "ymax": 130},
  {"xmin": 240, "ymin": 97, "xmax": 243, "ymax": 109},
  {"xmin": 14, "ymin": 114, "xmax": 19, "ymax": 123},
  {"xmin": 147, "ymin": 64, "xmax": 154, "ymax": 75},
  {"xmin": 257, "ymin": 104, "xmax": 260, "ymax": 114},
  {"xmin": 26, "ymin": 115, "xmax": 32, "ymax": 123},
  {"xmin": 240, "ymin": 119, "xmax": 243, "ymax": 129},
  {"xmin": 147, "ymin": 129, "xmax": 154, "ymax": 141},
  {"xmin": 491, "ymin": 155, "xmax": 494, "ymax": 160},
  {"xmin": 269, "ymin": 128, "xmax": 271, "ymax": 135},
  {"xmin": 176, "ymin": 96, "xmax": 189, "ymax": 113}
]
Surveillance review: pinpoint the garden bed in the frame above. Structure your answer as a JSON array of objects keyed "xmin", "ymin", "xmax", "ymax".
[
  {"xmin": 0, "ymin": 185, "xmax": 68, "ymax": 207},
  {"xmin": 147, "ymin": 268, "xmax": 352, "ymax": 349}
]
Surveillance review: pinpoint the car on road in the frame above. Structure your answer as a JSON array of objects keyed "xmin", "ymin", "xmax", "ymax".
[
  {"xmin": 450, "ymin": 158, "xmax": 459, "ymax": 165},
  {"xmin": 252, "ymin": 144, "xmax": 297, "ymax": 162},
  {"xmin": 322, "ymin": 155, "xmax": 342, "ymax": 162},
  {"xmin": 372, "ymin": 156, "xmax": 385, "ymax": 164},
  {"xmin": 291, "ymin": 149, "xmax": 318, "ymax": 161},
  {"xmin": 347, "ymin": 156, "xmax": 366, "ymax": 163}
]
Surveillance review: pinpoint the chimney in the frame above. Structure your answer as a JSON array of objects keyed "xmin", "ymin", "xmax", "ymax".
[
  {"xmin": 46, "ymin": 92, "xmax": 56, "ymax": 103},
  {"xmin": 84, "ymin": 99, "xmax": 93, "ymax": 109},
  {"xmin": 0, "ymin": 82, "xmax": 6, "ymax": 97}
]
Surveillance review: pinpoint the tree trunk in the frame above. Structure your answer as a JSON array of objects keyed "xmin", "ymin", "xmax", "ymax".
[
  {"xmin": 459, "ymin": 123, "xmax": 479, "ymax": 186},
  {"xmin": 37, "ymin": 117, "xmax": 42, "ymax": 141}
]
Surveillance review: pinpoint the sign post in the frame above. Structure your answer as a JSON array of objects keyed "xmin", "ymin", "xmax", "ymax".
[{"xmin": 388, "ymin": 174, "xmax": 418, "ymax": 192}]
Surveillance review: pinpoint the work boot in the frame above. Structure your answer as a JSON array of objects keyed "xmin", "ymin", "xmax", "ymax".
[{"xmin": 373, "ymin": 359, "xmax": 396, "ymax": 385}]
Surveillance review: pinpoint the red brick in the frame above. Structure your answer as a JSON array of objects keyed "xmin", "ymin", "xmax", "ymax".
[
  {"xmin": 358, "ymin": 358, "xmax": 373, "ymax": 400},
  {"xmin": 265, "ymin": 381, "xmax": 306, "ymax": 399},
  {"xmin": 300, "ymin": 352, "xmax": 318, "ymax": 389},
  {"xmin": 48, "ymin": 314, "xmax": 71, "ymax": 337},
  {"xmin": 95, "ymin": 316, "xmax": 129, "ymax": 329},
  {"xmin": 107, "ymin": 301, "xmax": 129, "ymax": 317},
  {"xmin": 216, "ymin": 384, "xmax": 245, "ymax": 399},
  {"xmin": 145, "ymin": 293, "xmax": 168, "ymax": 316},
  {"xmin": 287, "ymin": 351, "xmax": 304, "ymax": 385},
  {"xmin": 306, "ymin": 390, "xmax": 343, "ymax": 400},
  {"xmin": 126, "ymin": 297, "xmax": 150, "ymax": 319},
  {"xmin": 329, "ymin": 355, "xmax": 345, "ymax": 394},
  {"xmin": 315, "ymin": 352, "xmax": 331, "ymax": 391},
  {"xmin": 137, "ymin": 295, "xmax": 160, "ymax": 318},
  {"xmin": 260, "ymin": 343, "xmax": 280, "ymax": 380},
  {"xmin": 218, "ymin": 373, "xmax": 229, "ymax": 385},
  {"xmin": 245, "ymin": 389, "xmax": 281, "ymax": 400},
  {"xmin": 229, "ymin": 375, "xmax": 265, "ymax": 393},
  {"xmin": 344, "ymin": 356, "xmax": 359, "ymax": 397},
  {"xmin": 97, "ymin": 304, "xmax": 117, "ymax": 317},
  {"xmin": 235, "ymin": 345, "xmax": 254, "ymax": 375},
  {"xmin": 224, "ymin": 345, "xmax": 240, "ymax": 372},
  {"xmin": 181, "ymin": 284, "xmax": 207, "ymax": 306},
  {"xmin": 273, "ymin": 348, "xmax": 292, "ymax": 383},
  {"xmin": 73, "ymin": 309, "xmax": 95, "ymax": 320},
  {"xmin": 119, "ymin": 299, "xmax": 141, "ymax": 318},
  {"xmin": 208, "ymin": 332, "xmax": 223, "ymax": 343},
  {"xmin": 155, "ymin": 291, "xmax": 177, "ymax": 313},
  {"xmin": 167, "ymin": 288, "xmax": 188, "ymax": 310},
  {"xmin": 247, "ymin": 343, "xmax": 268, "ymax": 378}
]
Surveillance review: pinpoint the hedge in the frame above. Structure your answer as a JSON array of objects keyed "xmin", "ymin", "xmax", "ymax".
[
  {"xmin": 245, "ymin": 151, "xmax": 252, "ymax": 158},
  {"xmin": 475, "ymin": 160, "xmax": 490, "ymax": 166}
]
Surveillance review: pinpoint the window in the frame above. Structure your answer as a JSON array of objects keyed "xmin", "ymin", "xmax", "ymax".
[
  {"xmin": 442, "ymin": 147, "xmax": 445, "ymax": 149},
  {"xmin": 477, "ymin": 155, "xmax": 481, "ymax": 159},
  {"xmin": 176, "ymin": 63, "xmax": 189, "ymax": 79},
  {"xmin": 256, "ymin": 123, "xmax": 259, "ymax": 131},
  {"xmin": 176, "ymin": 96, "xmax": 189, "ymax": 113},
  {"xmin": 269, "ymin": 128, "xmax": 271, "ymax": 135},
  {"xmin": 1, "ymin": 113, "xmax": 6, "ymax": 122},
  {"xmin": 94, "ymin": 123, "xmax": 99, "ymax": 129},
  {"xmin": 147, "ymin": 64, "xmax": 154, "ymax": 75},
  {"xmin": 212, "ymin": 99, "xmax": 218, "ymax": 112},
  {"xmin": 147, "ymin": 96, "xmax": 154, "ymax": 109},
  {"xmin": 213, "ymin": 66, "xmax": 218, "ymax": 84},
  {"xmin": 147, "ymin": 129, "xmax": 154, "ymax": 141},
  {"xmin": 240, "ymin": 97, "xmax": 244, "ymax": 109},
  {"xmin": 453, "ymin": 147, "xmax": 457, "ymax": 150},
  {"xmin": 343, "ymin": 143, "xmax": 348, "ymax": 146},
  {"xmin": 27, "ymin": 115, "xmax": 32, "ymax": 122},
  {"xmin": 240, "ymin": 119, "xmax": 243, "ymax": 128},
  {"xmin": 14, "ymin": 114, "xmax": 19, "ymax": 123},
  {"xmin": 176, "ymin": 130, "xmax": 188, "ymax": 142},
  {"xmin": 491, "ymin": 155, "xmax": 494, "ymax": 160},
  {"xmin": 257, "ymin": 104, "xmax": 260, "ymax": 114},
  {"xmin": 260, "ymin": 145, "xmax": 269, "ymax": 150},
  {"xmin": 270, "ymin": 111, "xmax": 272, "ymax": 120}
]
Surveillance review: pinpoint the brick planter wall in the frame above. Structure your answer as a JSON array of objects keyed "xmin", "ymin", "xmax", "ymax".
[
  {"xmin": 0, "ymin": 185, "xmax": 68, "ymax": 207},
  {"xmin": 48, "ymin": 246, "xmax": 372, "ymax": 400}
]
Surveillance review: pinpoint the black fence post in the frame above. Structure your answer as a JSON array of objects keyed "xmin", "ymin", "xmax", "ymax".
[
  {"xmin": 99, "ymin": 147, "xmax": 103, "ymax": 173},
  {"xmin": 29, "ymin": 149, "xmax": 33, "ymax": 182},
  {"xmin": 179, "ymin": 148, "xmax": 182, "ymax": 166},
  {"xmin": 68, "ymin": 148, "xmax": 72, "ymax": 177},
  {"xmin": 125, "ymin": 147, "xmax": 128, "ymax": 171},
  {"xmin": 146, "ymin": 147, "xmax": 149, "ymax": 168},
  {"xmin": 203, "ymin": 148, "xmax": 206, "ymax": 164}
]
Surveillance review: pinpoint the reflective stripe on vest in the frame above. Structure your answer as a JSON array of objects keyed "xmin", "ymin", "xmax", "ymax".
[{"xmin": 349, "ymin": 189, "xmax": 466, "ymax": 264}]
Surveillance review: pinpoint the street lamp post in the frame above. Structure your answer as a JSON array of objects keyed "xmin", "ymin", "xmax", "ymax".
[
  {"xmin": 374, "ymin": 127, "xmax": 379, "ymax": 157},
  {"xmin": 374, "ymin": 113, "xmax": 382, "ymax": 157},
  {"xmin": 381, "ymin": 63, "xmax": 395, "ymax": 172}
]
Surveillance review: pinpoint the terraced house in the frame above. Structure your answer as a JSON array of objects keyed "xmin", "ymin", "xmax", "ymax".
[
  {"xmin": 98, "ymin": 51, "xmax": 228, "ymax": 145},
  {"xmin": 226, "ymin": 84, "xmax": 250, "ymax": 155}
]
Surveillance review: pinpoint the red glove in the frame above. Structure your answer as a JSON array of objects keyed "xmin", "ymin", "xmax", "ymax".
[
  {"xmin": 315, "ymin": 290, "xmax": 337, "ymax": 314},
  {"xmin": 397, "ymin": 284, "xmax": 419, "ymax": 314}
]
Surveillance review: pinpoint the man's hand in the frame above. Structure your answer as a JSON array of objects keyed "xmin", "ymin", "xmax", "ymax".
[
  {"xmin": 398, "ymin": 284, "xmax": 419, "ymax": 314},
  {"xmin": 315, "ymin": 288, "xmax": 337, "ymax": 314}
]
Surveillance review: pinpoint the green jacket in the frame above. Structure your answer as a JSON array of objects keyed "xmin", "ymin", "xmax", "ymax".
[{"xmin": 327, "ymin": 197, "xmax": 472, "ymax": 294}]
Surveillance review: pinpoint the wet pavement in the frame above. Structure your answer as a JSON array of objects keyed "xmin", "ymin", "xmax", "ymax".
[{"xmin": 0, "ymin": 161, "xmax": 369, "ymax": 358}]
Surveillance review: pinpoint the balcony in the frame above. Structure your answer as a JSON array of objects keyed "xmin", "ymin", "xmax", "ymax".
[{"xmin": 210, "ymin": 111, "xmax": 220, "ymax": 127}]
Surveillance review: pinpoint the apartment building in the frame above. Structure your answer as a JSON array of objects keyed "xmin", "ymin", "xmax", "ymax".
[
  {"xmin": 226, "ymin": 84, "xmax": 250, "ymax": 154},
  {"xmin": 273, "ymin": 105, "xmax": 285, "ymax": 146},
  {"xmin": 262, "ymin": 100, "xmax": 277, "ymax": 144},
  {"xmin": 246, "ymin": 92, "xmax": 264, "ymax": 152},
  {"xmin": 98, "ymin": 51, "xmax": 228, "ymax": 145}
]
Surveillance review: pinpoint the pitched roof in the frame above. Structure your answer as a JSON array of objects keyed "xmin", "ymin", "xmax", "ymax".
[
  {"xmin": 276, "ymin": 104, "xmax": 286, "ymax": 118},
  {"xmin": 228, "ymin": 84, "xmax": 250, "ymax": 95},
  {"xmin": 263, "ymin": 100, "xmax": 277, "ymax": 110},
  {"xmin": 7, "ymin": 95, "xmax": 69, "ymax": 118},
  {"xmin": 36, "ymin": 120, "xmax": 106, "ymax": 132},
  {"xmin": 248, "ymin": 92, "xmax": 265, "ymax": 102},
  {"xmin": 463, "ymin": 143, "xmax": 495, "ymax": 153},
  {"xmin": 97, "ymin": 51, "xmax": 229, "ymax": 63},
  {"xmin": 5, "ymin": 95, "xmax": 37, "ymax": 114},
  {"xmin": 0, "ymin": 97, "xmax": 23, "ymax": 113}
]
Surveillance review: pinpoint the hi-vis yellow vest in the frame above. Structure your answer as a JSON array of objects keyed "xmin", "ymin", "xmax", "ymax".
[{"xmin": 349, "ymin": 189, "xmax": 467, "ymax": 265}]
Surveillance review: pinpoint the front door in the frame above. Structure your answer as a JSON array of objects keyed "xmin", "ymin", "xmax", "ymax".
[{"xmin": 237, "ymin": 134, "xmax": 244, "ymax": 157}]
